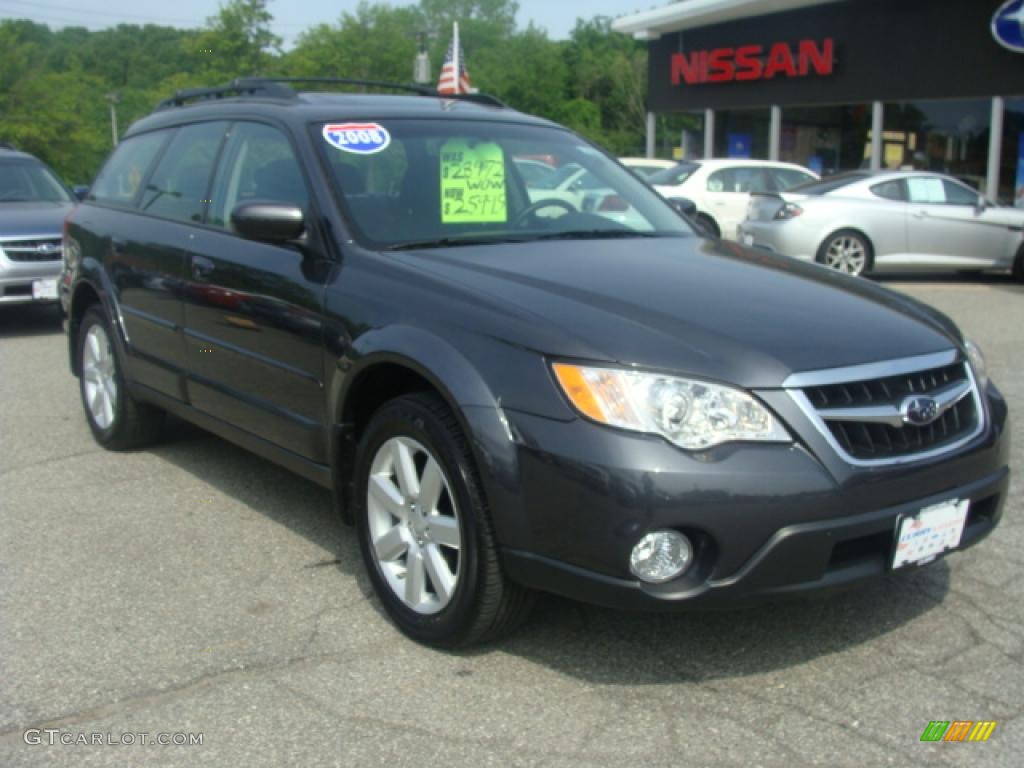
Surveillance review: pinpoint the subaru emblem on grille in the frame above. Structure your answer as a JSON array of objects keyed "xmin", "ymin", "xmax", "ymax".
[
  {"xmin": 901, "ymin": 395, "xmax": 940, "ymax": 427},
  {"xmin": 36, "ymin": 243, "xmax": 59, "ymax": 255}
]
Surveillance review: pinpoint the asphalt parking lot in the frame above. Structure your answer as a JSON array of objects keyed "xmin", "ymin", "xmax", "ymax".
[{"xmin": 1, "ymin": 275, "xmax": 1022, "ymax": 768}]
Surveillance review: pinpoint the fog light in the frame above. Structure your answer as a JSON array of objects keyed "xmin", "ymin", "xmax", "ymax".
[{"xmin": 629, "ymin": 530, "xmax": 693, "ymax": 583}]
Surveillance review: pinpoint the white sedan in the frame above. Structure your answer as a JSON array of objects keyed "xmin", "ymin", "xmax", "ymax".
[
  {"xmin": 737, "ymin": 171, "xmax": 1024, "ymax": 279},
  {"xmin": 649, "ymin": 158, "xmax": 818, "ymax": 240}
]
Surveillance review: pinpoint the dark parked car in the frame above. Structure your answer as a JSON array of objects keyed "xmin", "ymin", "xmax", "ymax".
[
  {"xmin": 62, "ymin": 79, "xmax": 1009, "ymax": 648},
  {"xmin": 0, "ymin": 145, "xmax": 75, "ymax": 307}
]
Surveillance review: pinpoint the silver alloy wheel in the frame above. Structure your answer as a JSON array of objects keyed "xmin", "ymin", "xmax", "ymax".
[
  {"xmin": 367, "ymin": 436, "xmax": 462, "ymax": 615},
  {"xmin": 82, "ymin": 324, "xmax": 118, "ymax": 430},
  {"xmin": 824, "ymin": 235, "xmax": 867, "ymax": 275}
]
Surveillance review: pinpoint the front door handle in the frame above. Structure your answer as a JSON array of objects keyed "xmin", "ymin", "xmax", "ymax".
[{"xmin": 191, "ymin": 255, "xmax": 215, "ymax": 280}]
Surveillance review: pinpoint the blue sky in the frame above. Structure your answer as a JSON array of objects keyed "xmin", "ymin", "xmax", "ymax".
[{"xmin": 0, "ymin": 1, "xmax": 654, "ymax": 46}]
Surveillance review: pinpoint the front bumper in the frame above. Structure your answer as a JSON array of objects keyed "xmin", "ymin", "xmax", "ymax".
[
  {"xmin": 495, "ymin": 389, "xmax": 1009, "ymax": 610},
  {"xmin": 0, "ymin": 254, "xmax": 62, "ymax": 305}
]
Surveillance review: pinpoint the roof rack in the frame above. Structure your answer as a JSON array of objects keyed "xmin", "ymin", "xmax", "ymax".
[
  {"xmin": 155, "ymin": 78, "xmax": 297, "ymax": 110},
  {"xmin": 155, "ymin": 76, "xmax": 506, "ymax": 111}
]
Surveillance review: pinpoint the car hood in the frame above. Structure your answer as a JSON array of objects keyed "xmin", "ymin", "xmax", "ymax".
[
  {"xmin": 0, "ymin": 202, "xmax": 74, "ymax": 239},
  {"xmin": 393, "ymin": 236, "xmax": 961, "ymax": 389}
]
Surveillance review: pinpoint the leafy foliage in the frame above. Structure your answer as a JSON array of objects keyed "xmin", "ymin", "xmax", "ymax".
[{"xmin": 0, "ymin": 0, "xmax": 656, "ymax": 183}]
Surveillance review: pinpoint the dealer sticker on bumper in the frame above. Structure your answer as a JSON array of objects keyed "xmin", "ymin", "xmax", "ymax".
[
  {"xmin": 32, "ymin": 278, "xmax": 58, "ymax": 300},
  {"xmin": 892, "ymin": 499, "xmax": 969, "ymax": 569}
]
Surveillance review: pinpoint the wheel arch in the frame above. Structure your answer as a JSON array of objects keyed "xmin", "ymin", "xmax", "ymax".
[
  {"xmin": 329, "ymin": 325, "xmax": 507, "ymax": 525},
  {"xmin": 68, "ymin": 279, "xmax": 105, "ymax": 376},
  {"xmin": 816, "ymin": 226, "xmax": 876, "ymax": 269}
]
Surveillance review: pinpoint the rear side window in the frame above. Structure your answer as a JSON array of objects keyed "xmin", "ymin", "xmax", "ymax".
[
  {"xmin": 89, "ymin": 132, "xmax": 167, "ymax": 205},
  {"xmin": 707, "ymin": 167, "xmax": 767, "ymax": 193},
  {"xmin": 871, "ymin": 180, "xmax": 906, "ymax": 201},
  {"xmin": 208, "ymin": 122, "xmax": 308, "ymax": 230},
  {"xmin": 139, "ymin": 122, "xmax": 228, "ymax": 223}
]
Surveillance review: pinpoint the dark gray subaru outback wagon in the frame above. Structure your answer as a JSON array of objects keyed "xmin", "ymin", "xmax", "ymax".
[{"xmin": 62, "ymin": 78, "xmax": 1009, "ymax": 647}]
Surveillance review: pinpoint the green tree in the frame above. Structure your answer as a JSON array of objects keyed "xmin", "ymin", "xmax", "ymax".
[
  {"xmin": 282, "ymin": 3, "xmax": 424, "ymax": 84},
  {"xmin": 191, "ymin": 0, "xmax": 282, "ymax": 78}
]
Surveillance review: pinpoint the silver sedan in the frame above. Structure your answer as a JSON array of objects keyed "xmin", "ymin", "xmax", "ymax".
[{"xmin": 737, "ymin": 171, "xmax": 1024, "ymax": 280}]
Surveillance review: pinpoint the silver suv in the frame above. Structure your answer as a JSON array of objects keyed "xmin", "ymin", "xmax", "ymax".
[{"xmin": 0, "ymin": 146, "xmax": 75, "ymax": 307}]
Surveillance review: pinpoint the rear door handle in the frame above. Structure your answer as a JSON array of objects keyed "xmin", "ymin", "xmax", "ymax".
[{"xmin": 191, "ymin": 255, "xmax": 215, "ymax": 280}]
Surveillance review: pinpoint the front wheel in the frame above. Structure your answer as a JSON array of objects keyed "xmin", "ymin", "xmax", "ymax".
[
  {"xmin": 78, "ymin": 307, "xmax": 164, "ymax": 450},
  {"xmin": 354, "ymin": 393, "xmax": 533, "ymax": 648},
  {"xmin": 818, "ymin": 230, "xmax": 873, "ymax": 276}
]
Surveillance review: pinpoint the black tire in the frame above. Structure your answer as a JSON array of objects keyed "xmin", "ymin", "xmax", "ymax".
[
  {"xmin": 817, "ymin": 229, "xmax": 874, "ymax": 277},
  {"xmin": 78, "ymin": 306, "xmax": 164, "ymax": 450},
  {"xmin": 695, "ymin": 212, "xmax": 720, "ymax": 238},
  {"xmin": 353, "ymin": 393, "xmax": 533, "ymax": 648},
  {"xmin": 1013, "ymin": 244, "xmax": 1024, "ymax": 283}
]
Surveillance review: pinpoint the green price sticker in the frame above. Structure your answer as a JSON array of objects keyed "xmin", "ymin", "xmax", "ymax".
[{"xmin": 439, "ymin": 139, "xmax": 507, "ymax": 224}]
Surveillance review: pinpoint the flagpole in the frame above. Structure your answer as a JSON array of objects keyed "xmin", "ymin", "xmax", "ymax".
[{"xmin": 452, "ymin": 21, "xmax": 460, "ymax": 95}]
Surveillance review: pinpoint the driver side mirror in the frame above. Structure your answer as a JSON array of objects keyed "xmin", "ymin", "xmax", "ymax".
[
  {"xmin": 974, "ymin": 195, "xmax": 989, "ymax": 213},
  {"xmin": 231, "ymin": 202, "xmax": 305, "ymax": 245},
  {"xmin": 73, "ymin": 185, "xmax": 90, "ymax": 201},
  {"xmin": 667, "ymin": 196, "xmax": 697, "ymax": 218}
]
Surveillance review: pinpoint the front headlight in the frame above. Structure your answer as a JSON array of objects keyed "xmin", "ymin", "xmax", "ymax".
[
  {"xmin": 552, "ymin": 363, "xmax": 791, "ymax": 450},
  {"xmin": 963, "ymin": 336, "xmax": 989, "ymax": 390}
]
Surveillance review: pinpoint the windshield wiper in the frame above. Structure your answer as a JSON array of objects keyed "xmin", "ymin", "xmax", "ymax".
[
  {"xmin": 527, "ymin": 230, "xmax": 679, "ymax": 241},
  {"xmin": 384, "ymin": 236, "xmax": 522, "ymax": 251}
]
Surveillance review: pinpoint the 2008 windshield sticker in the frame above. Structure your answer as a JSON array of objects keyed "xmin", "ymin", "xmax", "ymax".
[
  {"xmin": 323, "ymin": 123, "xmax": 391, "ymax": 154},
  {"xmin": 440, "ymin": 139, "xmax": 507, "ymax": 224}
]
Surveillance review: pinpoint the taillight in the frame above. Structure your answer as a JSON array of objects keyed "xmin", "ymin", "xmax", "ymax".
[
  {"xmin": 599, "ymin": 194, "xmax": 629, "ymax": 212},
  {"xmin": 774, "ymin": 202, "xmax": 803, "ymax": 220}
]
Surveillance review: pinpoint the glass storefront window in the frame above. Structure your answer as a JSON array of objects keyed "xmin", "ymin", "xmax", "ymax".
[
  {"xmin": 882, "ymin": 99, "xmax": 991, "ymax": 192},
  {"xmin": 1001, "ymin": 98, "xmax": 1024, "ymax": 207},
  {"xmin": 780, "ymin": 105, "xmax": 871, "ymax": 176},
  {"xmin": 713, "ymin": 109, "xmax": 770, "ymax": 160}
]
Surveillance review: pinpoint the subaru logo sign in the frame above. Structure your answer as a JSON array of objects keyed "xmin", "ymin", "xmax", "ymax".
[
  {"xmin": 37, "ymin": 243, "xmax": 59, "ymax": 256},
  {"xmin": 901, "ymin": 396, "xmax": 940, "ymax": 427},
  {"xmin": 322, "ymin": 122, "xmax": 391, "ymax": 155},
  {"xmin": 993, "ymin": 0, "xmax": 1024, "ymax": 53}
]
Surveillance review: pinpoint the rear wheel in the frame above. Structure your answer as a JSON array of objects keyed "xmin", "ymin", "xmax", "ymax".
[
  {"xmin": 695, "ymin": 212, "xmax": 720, "ymax": 238},
  {"xmin": 1013, "ymin": 244, "xmax": 1024, "ymax": 283},
  {"xmin": 78, "ymin": 307, "xmax": 164, "ymax": 449},
  {"xmin": 818, "ymin": 230, "xmax": 873, "ymax": 277},
  {"xmin": 354, "ymin": 393, "xmax": 533, "ymax": 648}
]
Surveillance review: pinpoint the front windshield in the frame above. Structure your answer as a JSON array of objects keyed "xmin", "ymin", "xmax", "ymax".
[
  {"xmin": 647, "ymin": 162, "xmax": 700, "ymax": 186},
  {"xmin": 0, "ymin": 161, "xmax": 73, "ymax": 203},
  {"xmin": 317, "ymin": 119, "xmax": 694, "ymax": 249}
]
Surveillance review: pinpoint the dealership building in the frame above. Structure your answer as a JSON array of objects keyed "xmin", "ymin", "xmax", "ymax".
[{"xmin": 613, "ymin": 0, "xmax": 1024, "ymax": 204}]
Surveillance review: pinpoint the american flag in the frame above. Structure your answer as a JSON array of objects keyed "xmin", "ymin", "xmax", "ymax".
[{"xmin": 437, "ymin": 38, "xmax": 471, "ymax": 95}]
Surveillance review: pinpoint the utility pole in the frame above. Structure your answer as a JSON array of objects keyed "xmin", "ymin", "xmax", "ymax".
[
  {"xmin": 106, "ymin": 92, "xmax": 120, "ymax": 147},
  {"xmin": 413, "ymin": 32, "xmax": 431, "ymax": 85}
]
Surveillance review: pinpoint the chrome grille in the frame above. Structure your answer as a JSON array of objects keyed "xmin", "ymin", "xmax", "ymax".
[
  {"xmin": 786, "ymin": 351, "xmax": 984, "ymax": 466},
  {"xmin": 1, "ymin": 237, "xmax": 63, "ymax": 262}
]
